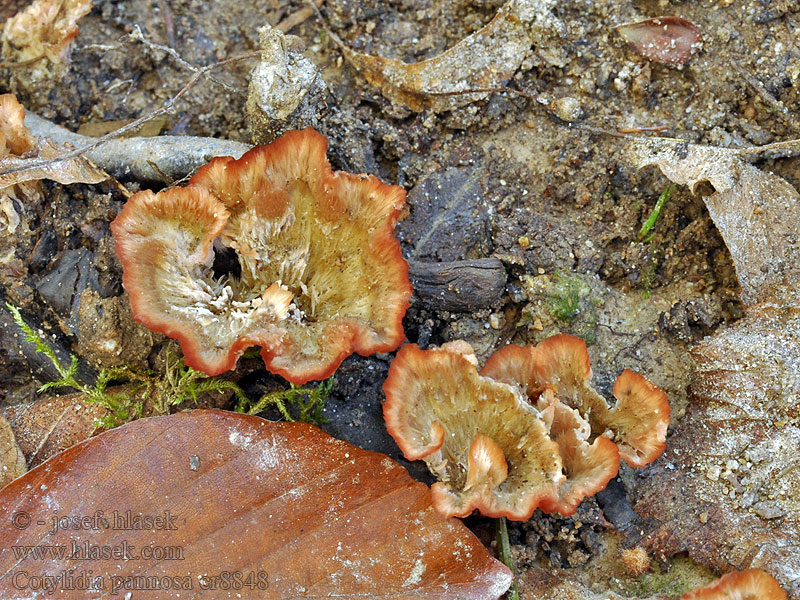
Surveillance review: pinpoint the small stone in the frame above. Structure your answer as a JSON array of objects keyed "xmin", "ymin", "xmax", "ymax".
[
  {"xmin": 189, "ymin": 454, "xmax": 200, "ymax": 471},
  {"xmin": 550, "ymin": 97, "xmax": 582, "ymax": 122},
  {"xmin": 699, "ymin": 511, "xmax": 709, "ymax": 523},
  {"xmin": 519, "ymin": 235, "xmax": 531, "ymax": 248}
]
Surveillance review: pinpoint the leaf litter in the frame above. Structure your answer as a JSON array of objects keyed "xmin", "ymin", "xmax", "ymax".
[
  {"xmin": 616, "ymin": 16, "xmax": 703, "ymax": 67},
  {"xmin": 626, "ymin": 137, "xmax": 800, "ymax": 597},
  {"xmin": 320, "ymin": 0, "xmax": 559, "ymax": 112},
  {"xmin": 0, "ymin": 410, "xmax": 513, "ymax": 599}
]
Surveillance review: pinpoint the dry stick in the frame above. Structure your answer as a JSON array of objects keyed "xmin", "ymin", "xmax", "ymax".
[
  {"xmin": 157, "ymin": 0, "xmax": 177, "ymax": 49},
  {"xmin": 23, "ymin": 113, "xmax": 251, "ymax": 183},
  {"xmin": 128, "ymin": 25, "xmax": 241, "ymax": 94},
  {"xmin": 0, "ymin": 50, "xmax": 260, "ymax": 181},
  {"xmin": 276, "ymin": 0, "xmax": 323, "ymax": 33}
]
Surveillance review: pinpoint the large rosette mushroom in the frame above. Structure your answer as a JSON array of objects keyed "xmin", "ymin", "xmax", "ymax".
[
  {"xmin": 384, "ymin": 334, "xmax": 669, "ymax": 520},
  {"xmin": 111, "ymin": 129, "xmax": 411, "ymax": 383}
]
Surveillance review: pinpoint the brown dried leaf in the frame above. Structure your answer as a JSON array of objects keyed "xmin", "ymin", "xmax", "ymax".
[
  {"xmin": 0, "ymin": 410, "xmax": 512, "ymax": 598},
  {"xmin": 1, "ymin": 392, "xmax": 107, "ymax": 468},
  {"xmin": 628, "ymin": 139, "xmax": 800, "ymax": 597},
  {"xmin": 337, "ymin": 0, "xmax": 555, "ymax": 112},
  {"xmin": 0, "ymin": 414, "xmax": 25, "ymax": 489},
  {"xmin": 616, "ymin": 16, "xmax": 703, "ymax": 66}
]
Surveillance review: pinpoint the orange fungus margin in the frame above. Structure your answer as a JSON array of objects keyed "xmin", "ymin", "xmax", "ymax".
[{"xmin": 111, "ymin": 129, "xmax": 412, "ymax": 384}]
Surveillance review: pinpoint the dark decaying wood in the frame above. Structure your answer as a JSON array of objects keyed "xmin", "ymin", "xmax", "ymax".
[{"xmin": 408, "ymin": 258, "xmax": 506, "ymax": 312}]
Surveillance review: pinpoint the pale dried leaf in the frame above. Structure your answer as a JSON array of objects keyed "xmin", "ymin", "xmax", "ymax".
[
  {"xmin": 0, "ymin": 410, "xmax": 512, "ymax": 598},
  {"xmin": 0, "ymin": 414, "xmax": 26, "ymax": 490},
  {"xmin": 616, "ymin": 16, "xmax": 703, "ymax": 66},
  {"xmin": 338, "ymin": 0, "xmax": 556, "ymax": 112},
  {"xmin": 632, "ymin": 302, "xmax": 800, "ymax": 598},
  {"xmin": 628, "ymin": 138, "xmax": 800, "ymax": 597},
  {"xmin": 0, "ymin": 139, "xmax": 109, "ymax": 188},
  {"xmin": 628, "ymin": 139, "xmax": 800, "ymax": 306}
]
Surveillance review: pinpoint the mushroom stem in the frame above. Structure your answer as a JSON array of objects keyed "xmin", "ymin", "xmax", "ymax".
[{"xmin": 495, "ymin": 517, "xmax": 519, "ymax": 600}]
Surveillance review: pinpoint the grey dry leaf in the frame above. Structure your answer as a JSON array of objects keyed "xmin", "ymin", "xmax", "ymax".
[
  {"xmin": 0, "ymin": 138, "xmax": 108, "ymax": 189},
  {"xmin": 0, "ymin": 414, "xmax": 26, "ymax": 490},
  {"xmin": 333, "ymin": 0, "xmax": 556, "ymax": 112},
  {"xmin": 616, "ymin": 16, "xmax": 703, "ymax": 66},
  {"xmin": 628, "ymin": 139, "xmax": 799, "ymax": 306},
  {"xmin": 627, "ymin": 138, "xmax": 800, "ymax": 597}
]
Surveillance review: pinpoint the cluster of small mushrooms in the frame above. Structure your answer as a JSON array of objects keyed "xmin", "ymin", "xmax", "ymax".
[{"xmin": 0, "ymin": 103, "xmax": 780, "ymax": 599}]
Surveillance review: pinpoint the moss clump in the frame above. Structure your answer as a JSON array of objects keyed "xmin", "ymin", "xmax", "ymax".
[
  {"xmin": 5, "ymin": 303, "xmax": 248, "ymax": 429},
  {"xmin": 548, "ymin": 270, "xmax": 591, "ymax": 322},
  {"xmin": 237, "ymin": 377, "xmax": 334, "ymax": 425}
]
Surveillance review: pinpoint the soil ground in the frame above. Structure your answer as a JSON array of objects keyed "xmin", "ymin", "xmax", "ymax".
[{"xmin": 1, "ymin": 0, "xmax": 798, "ymax": 597}]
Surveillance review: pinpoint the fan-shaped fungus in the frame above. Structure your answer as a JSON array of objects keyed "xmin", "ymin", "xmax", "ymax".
[
  {"xmin": 384, "ymin": 334, "xmax": 669, "ymax": 520},
  {"xmin": 111, "ymin": 129, "xmax": 411, "ymax": 384},
  {"xmin": 481, "ymin": 334, "xmax": 669, "ymax": 467},
  {"xmin": 383, "ymin": 343, "xmax": 564, "ymax": 520},
  {"xmin": 680, "ymin": 569, "xmax": 787, "ymax": 600}
]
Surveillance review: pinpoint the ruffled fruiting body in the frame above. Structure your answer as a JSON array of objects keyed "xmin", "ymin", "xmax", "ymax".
[
  {"xmin": 111, "ymin": 129, "xmax": 411, "ymax": 383},
  {"xmin": 384, "ymin": 334, "xmax": 669, "ymax": 520}
]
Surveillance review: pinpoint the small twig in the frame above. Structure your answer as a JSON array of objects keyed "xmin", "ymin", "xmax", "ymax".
[
  {"xmin": 306, "ymin": 0, "xmax": 344, "ymax": 45},
  {"xmin": 732, "ymin": 62, "xmax": 793, "ymax": 126},
  {"xmin": 0, "ymin": 55, "xmax": 47, "ymax": 69},
  {"xmin": 597, "ymin": 323, "xmax": 640, "ymax": 337},
  {"xmin": 276, "ymin": 0, "xmax": 323, "ymax": 33},
  {"xmin": 129, "ymin": 25, "xmax": 241, "ymax": 94},
  {"xmin": 0, "ymin": 50, "xmax": 259, "ymax": 180},
  {"xmin": 616, "ymin": 125, "xmax": 669, "ymax": 134},
  {"xmin": 157, "ymin": 0, "xmax": 177, "ymax": 49}
]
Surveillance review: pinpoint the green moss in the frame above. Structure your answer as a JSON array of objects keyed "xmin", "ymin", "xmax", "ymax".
[
  {"xmin": 236, "ymin": 377, "xmax": 334, "ymax": 425},
  {"xmin": 547, "ymin": 270, "xmax": 590, "ymax": 321},
  {"xmin": 612, "ymin": 554, "xmax": 716, "ymax": 598},
  {"xmin": 640, "ymin": 253, "xmax": 659, "ymax": 300},
  {"xmin": 5, "ymin": 303, "xmax": 247, "ymax": 429}
]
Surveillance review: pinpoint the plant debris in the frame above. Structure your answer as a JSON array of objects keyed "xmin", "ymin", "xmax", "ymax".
[
  {"xmin": 1, "ymin": 0, "xmax": 91, "ymax": 80},
  {"xmin": 616, "ymin": 16, "xmax": 703, "ymax": 66},
  {"xmin": 0, "ymin": 95, "xmax": 107, "ymax": 190},
  {"xmin": 322, "ymin": 0, "xmax": 557, "ymax": 112},
  {"xmin": 0, "ymin": 414, "xmax": 25, "ymax": 489},
  {"xmin": 0, "ymin": 410, "xmax": 513, "ymax": 599},
  {"xmin": 246, "ymin": 25, "xmax": 326, "ymax": 143},
  {"xmin": 628, "ymin": 137, "xmax": 800, "ymax": 596}
]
